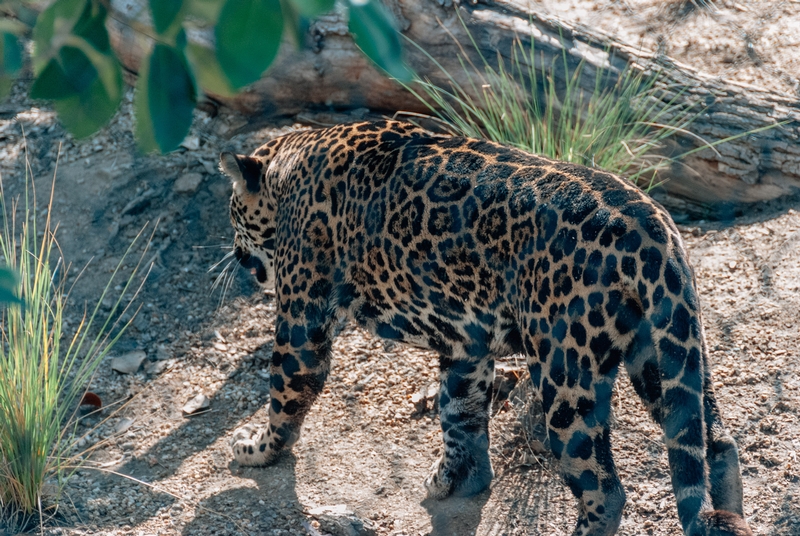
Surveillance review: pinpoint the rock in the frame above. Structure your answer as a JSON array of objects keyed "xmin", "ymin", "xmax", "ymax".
[
  {"xmin": 180, "ymin": 135, "xmax": 200, "ymax": 150},
  {"xmin": 115, "ymin": 417, "xmax": 135, "ymax": 433},
  {"xmin": 120, "ymin": 188, "xmax": 156, "ymax": 216},
  {"xmin": 155, "ymin": 345, "xmax": 172, "ymax": 360},
  {"xmin": 410, "ymin": 382, "xmax": 439, "ymax": 415},
  {"xmin": 111, "ymin": 350, "xmax": 147, "ymax": 374},
  {"xmin": 256, "ymin": 369, "xmax": 271, "ymax": 381},
  {"xmin": 173, "ymin": 172, "xmax": 204, "ymax": 194},
  {"xmin": 300, "ymin": 519, "xmax": 326, "ymax": 536},
  {"xmin": 307, "ymin": 505, "xmax": 376, "ymax": 536},
  {"xmin": 144, "ymin": 359, "xmax": 170, "ymax": 375},
  {"xmin": 208, "ymin": 179, "xmax": 230, "ymax": 199},
  {"xmin": 133, "ymin": 315, "xmax": 149, "ymax": 331},
  {"xmin": 182, "ymin": 394, "xmax": 210, "ymax": 415}
]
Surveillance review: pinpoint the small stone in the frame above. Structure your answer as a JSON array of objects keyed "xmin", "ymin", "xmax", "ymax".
[
  {"xmin": 180, "ymin": 135, "xmax": 200, "ymax": 150},
  {"xmin": 145, "ymin": 359, "xmax": 170, "ymax": 375},
  {"xmin": 155, "ymin": 345, "xmax": 172, "ymax": 360},
  {"xmin": 309, "ymin": 505, "xmax": 354, "ymax": 517},
  {"xmin": 256, "ymin": 369, "xmax": 270, "ymax": 381},
  {"xmin": 182, "ymin": 394, "xmax": 210, "ymax": 415},
  {"xmin": 308, "ymin": 505, "xmax": 377, "ymax": 536},
  {"xmin": 111, "ymin": 351, "xmax": 147, "ymax": 374},
  {"xmin": 115, "ymin": 417, "xmax": 135, "ymax": 433},
  {"xmin": 410, "ymin": 382, "xmax": 439, "ymax": 414},
  {"xmin": 173, "ymin": 172, "xmax": 204, "ymax": 194}
]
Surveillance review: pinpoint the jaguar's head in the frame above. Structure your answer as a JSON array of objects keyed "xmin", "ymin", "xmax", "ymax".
[{"xmin": 219, "ymin": 147, "xmax": 279, "ymax": 289}]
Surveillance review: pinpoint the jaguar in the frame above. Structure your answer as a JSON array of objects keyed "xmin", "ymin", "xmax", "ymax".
[{"xmin": 220, "ymin": 120, "xmax": 751, "ymax": 536}]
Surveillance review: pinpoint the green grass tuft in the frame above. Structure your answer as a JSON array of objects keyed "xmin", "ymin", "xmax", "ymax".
[
  {"xmin": 403, "ymin": 27, "xmax": 700, "ymax": 189},
  {"xmin": 0, "ymin": 164, "xmax": 147, "ymax": 530}
]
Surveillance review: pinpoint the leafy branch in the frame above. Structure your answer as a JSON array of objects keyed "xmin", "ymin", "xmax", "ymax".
[{"xmin": 0, "ymin": 0, "xmax": 410, "ymax": 152}]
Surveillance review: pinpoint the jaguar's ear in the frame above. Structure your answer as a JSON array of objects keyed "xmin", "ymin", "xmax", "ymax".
[{"xmin": 219, "ymin": 152, "xmax": 262, "ymax": 194}]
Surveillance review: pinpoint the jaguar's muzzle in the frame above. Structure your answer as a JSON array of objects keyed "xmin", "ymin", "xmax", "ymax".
[{"xmin": 235, "ymin": 246, "xmax": 267, "ymax": 284}]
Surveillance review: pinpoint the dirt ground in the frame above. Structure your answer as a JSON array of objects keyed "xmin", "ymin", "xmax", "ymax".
[
  {"xmin": 0, "ymin": 1, "xmax": 799, "ymax": 535},
  {"xmin": 517, "ymin": 0, "xmax": 800, "ymax": 98}
]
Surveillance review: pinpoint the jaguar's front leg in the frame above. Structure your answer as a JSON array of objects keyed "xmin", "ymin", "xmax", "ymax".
[
  {"xmin": 231, "ymin": 313, "xmax": 334, "ymax": 465},
  {"xmin": 425, "ymin": 355, "xmax": 495, "ymax": 498}
]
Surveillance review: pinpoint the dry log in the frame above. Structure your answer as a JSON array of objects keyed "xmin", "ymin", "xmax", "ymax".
[{"xmin": 108, "ymin": 0, "xmax": 800, "ymax": 215}]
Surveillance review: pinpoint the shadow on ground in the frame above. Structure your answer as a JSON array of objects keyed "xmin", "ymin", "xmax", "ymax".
[
  {"xmin": 422, "ymin": 490, "xmax": 490, "ymax": 536},
  {"xmin": 182, "ymin": 455, "xmax": 300, "ymax": 535}
]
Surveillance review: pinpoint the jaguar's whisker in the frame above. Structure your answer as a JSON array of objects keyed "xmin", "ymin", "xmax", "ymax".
[
  {"xmin": 218, "ymin": 260, "xmax": 238, "ymax": 308},
  {"xmin": 209, "ymin": 249, "xmax": 235, "ymax": 273}
]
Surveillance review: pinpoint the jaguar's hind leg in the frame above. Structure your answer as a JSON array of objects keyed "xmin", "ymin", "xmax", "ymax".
[
  {"xmin": 231, "ymin": 313, "xmax": 334, "ymax": 465},
  {"xmin": 540, "ymin": 369, "xmax": 626, "ymax": 536},
  {"xmin": 425, "ymin": 355, "xmax": 495, "ymax": 499}
]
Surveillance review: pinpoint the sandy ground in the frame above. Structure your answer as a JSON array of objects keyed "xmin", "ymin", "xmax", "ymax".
[
  {"xmin": 514, "ymin": 0, "xmax": 800, "ymax": 97},
  {"xmin": 0, "ymin": 1, "xmax": 799, "ymax": 535}
]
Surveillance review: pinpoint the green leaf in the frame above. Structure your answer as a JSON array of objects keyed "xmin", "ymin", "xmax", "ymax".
[
  {"xmin": 0, "ymin": 78, "xmax": 10, "ymax": 101},
  {"xmin": 0, "ymin": 287, "xmax": 20, "ymax": 304},
  {"xmin": 52, "ymin": 65, "xmax": 121, "ymax": 138},
  {"xmin": 2, "ymin": 33, "xmax": 23, "ymax": 74},
  {"xmin": 29, "ymin": 0, "xmax": 122, "ymax": 134},
  {"xmin": 32, "ymin": 0, "xmax": 86, "ymax": 68},
  {"xmin": 71, "ymin": 1, "xmax": 112, "ymax": 53},
  {"xmin": 30, "ymin": 46, "xmax": 96, "ymax": 99},
  {"xmin": 186, "ymin": 42, "xmax": 236, "ymax": 97},
  {"xmin": 30, "ymin": 0, "xmax": 123, "ymax": 137},
  {"xmin": 150, "ymin": 0, "xmax": 184, "ymax": 35},
  {"xmin": 348, "ymin": 0, "xmax": 411, "ymax": 82},
  {"xmin": 33, "ymin": 0, "xmax": 111, "ymax": 72},
  {"xmin": 215, "ymin": 0, "xmax": 283, "ymax": 89},
  {"xmin": 30, "ymin": 58, "xmax": 76, "ymax": 99},
  {"xmin": 0, "ymin": 267, "xmax": 21, "ymax": 305},
  {"xmin": 134, "ymin": 48, "xmax": 157, "ymax": 153},
  {"xmin": 63, "ymin": 33, "xmax": 122, "ymax": 102},
  {"xmin": 187, "ymin": 0, "xmax": 226, "ymax": 24},
  {"xmin": 138, "ymin": 44, "xmax": 197, "ymax": 153},
  {"xmin": 0, "ymin": 32, "xmax": 23, "ymax": 100},
  {"xmin": 0, "ymin": 19, "xmax": 29, "ymax": 36},
  {"xmin": 289, "ymin": 0, "xmax": 334, "ymax": 17}
]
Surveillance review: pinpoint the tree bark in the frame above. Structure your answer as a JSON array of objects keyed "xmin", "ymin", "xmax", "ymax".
[{"xmin": 108, "ymin": 0, "xmax": 800, "ymax": 216}]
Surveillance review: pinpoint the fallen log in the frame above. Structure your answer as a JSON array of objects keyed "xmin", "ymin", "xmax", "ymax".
[{"xmin": 108, "ymin": 0, "xmax": 800, "ymax": 216}]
